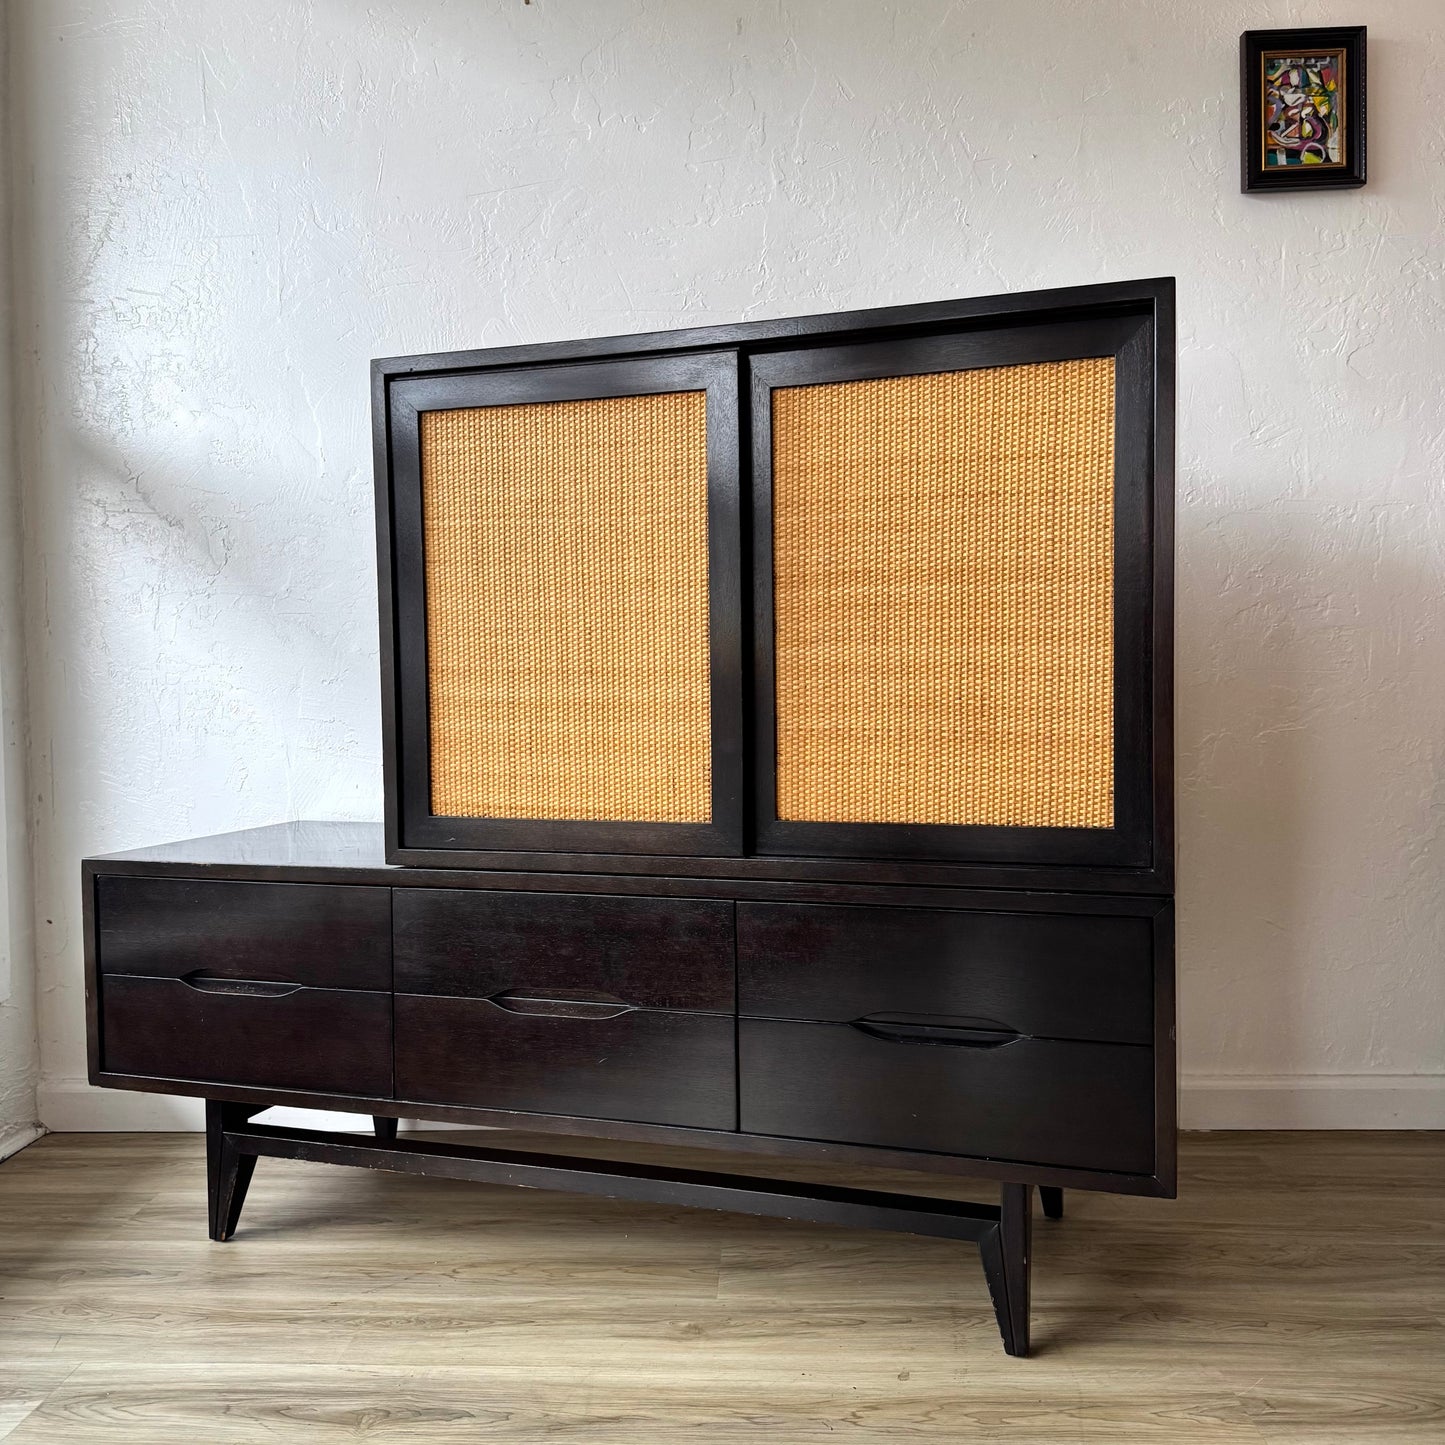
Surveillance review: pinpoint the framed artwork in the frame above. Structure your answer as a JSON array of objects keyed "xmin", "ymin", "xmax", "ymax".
[{"xmin": 1240, "ymin": 27, "xmax": 1366, "ymax": 192}]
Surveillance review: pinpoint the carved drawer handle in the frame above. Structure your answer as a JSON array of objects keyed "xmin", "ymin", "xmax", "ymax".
[
  {"xmin": 487, "ymin": 989, "xmax": 634, "ymax": 1021},
  {"xmin": 852, "ymin": 1014, "xmax": 1021, "ymax": 1048},
  {"xmin": 180, "ymin": 971, "xmax": 303, "ymax": 999}
]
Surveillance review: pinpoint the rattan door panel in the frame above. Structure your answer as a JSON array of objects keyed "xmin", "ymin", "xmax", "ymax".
[
  {"xmin": 385, "ymin": 352, "xmax": 744, "ymax": 857},
  {"xmin": 751, "ymin": 316, "xmax": 1157, "ymax": 868},
  {"xmin": 422, "ymin": 391, "xmax": 711, "ymax": 825}
]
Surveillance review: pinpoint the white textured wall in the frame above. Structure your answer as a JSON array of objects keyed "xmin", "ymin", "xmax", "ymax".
[
  {"xmin": 0, "ymin": 0, "xmax": 42, "ymax": 1158},
  {"xmin": 9, "ymin": 0, "xmax": 1443, "ymax": 1131}
]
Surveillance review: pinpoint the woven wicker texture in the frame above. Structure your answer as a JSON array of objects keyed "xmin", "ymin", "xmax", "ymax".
[
  {"xmin": 421, "ymin": 391, "xmax": 712, "ymax": 822},
  {"xmin": 773, "ymin": 356, "xmax": 1115, "ymax": 828}
]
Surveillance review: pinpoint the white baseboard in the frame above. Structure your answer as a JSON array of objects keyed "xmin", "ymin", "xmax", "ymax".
[
  {"xmin": 38, "ymin": 1074, "xmax": 1445, "ymax": 1135},
  {"xmin": 0, "ymin": 1123, "xmax": 44, "ymax": 1161},
  {"xmin": 1179, "ymin": 1073, "xmax": 1445, "ymax": 1130}
]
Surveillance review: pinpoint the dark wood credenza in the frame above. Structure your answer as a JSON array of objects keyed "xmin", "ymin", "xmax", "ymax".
[
  {"xmin": 84, "ymin": 280, "xmax": 1176, "ymax": 1358},
  {"xmin": 83, "ymin": 820, "xmax": 1174, "ymax": 1358}
]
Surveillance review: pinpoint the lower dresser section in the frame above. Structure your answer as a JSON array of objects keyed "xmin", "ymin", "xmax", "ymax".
[
  {"xmin": 89, "ymin": 870, "xmax": 1169, "ymax": 1186},
  {"xmin": 739, "ymin": 1020, "xmax": 1155, "ymax": 1175},
  {"xmin": 394, "ymin": 994, "xmax": 737, "ymax": 1131},
  {"xmin": 101, "ymin": 975, "xmax": 392, "ymax": 1098}
]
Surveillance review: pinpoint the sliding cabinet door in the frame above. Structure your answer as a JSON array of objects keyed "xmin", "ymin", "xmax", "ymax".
[
  {"xmin": 750, "ymin": 314, "xmax": 1162, "ymax": 868},
  {"xmin": 385, "ymin": 352, "xmax": 743, "ymax": 856}
]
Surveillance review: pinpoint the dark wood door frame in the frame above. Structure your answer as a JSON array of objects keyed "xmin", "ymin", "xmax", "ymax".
[
  {"xmin": 748, "ymin": 312, "xmax": 1161, "ymax": 869},
  {"xmin": 380, "ymin": 350, "xmax": 746, "ymax": 859}
]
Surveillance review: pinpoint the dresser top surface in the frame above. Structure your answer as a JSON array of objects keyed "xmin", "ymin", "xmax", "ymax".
[{"xmin": 82, "ymin": 821, "xmax": 1171, "ymax": 918}]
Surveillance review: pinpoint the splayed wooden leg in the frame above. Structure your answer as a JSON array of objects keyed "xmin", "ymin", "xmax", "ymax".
[
  {"xmin": 206, "ymin": 1101, "xmax": 260, "ymax": 1242},
  {"xmin": 979, "ymin": 1183, "xmax": 1033, "ymax": 1356}
]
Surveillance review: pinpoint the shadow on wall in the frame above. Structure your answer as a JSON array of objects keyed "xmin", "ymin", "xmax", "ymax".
[
  {"xmin": 56, "ymin": 426, "xmax": 380, "ymax": 849},
  {"xmin": 1176, "ymin": 495, "xmax": 1443, "ymax": 1091}
]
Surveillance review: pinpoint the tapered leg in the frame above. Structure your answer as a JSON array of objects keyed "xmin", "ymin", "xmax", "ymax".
[
  {"xmin": 1039, "ymin": 1186, "xmax": 1063, "ymax": 1220},
  {"xmin": 206, "ymin": 1101, "xmax": 259, "ymax": 1242},
  {"xmin": 979, "ymin": 1183, "xmax": 1033, "ymax": 1357},
  {"xmin": 373, "ymin": 1116, "xmax": 399, "ymax": 1142}
]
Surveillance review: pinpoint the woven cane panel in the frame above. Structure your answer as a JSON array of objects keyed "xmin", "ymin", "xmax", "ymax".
[
  {"xmin": 773, "ymin": 356, "xmax": 1115, "ymax": 828},
  {"xmin": 421, "ymin": 391, "xmax": 712, "ymax": 822}
]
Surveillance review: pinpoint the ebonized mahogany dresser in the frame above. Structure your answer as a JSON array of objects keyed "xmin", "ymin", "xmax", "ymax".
[{"xmin": 84, "ymin": 278, "xmax": 1176, "ymax": 1357}]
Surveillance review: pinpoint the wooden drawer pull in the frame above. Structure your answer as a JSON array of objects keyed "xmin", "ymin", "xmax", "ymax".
[
  {"xmin": 179, "ymin": 971, "xmax": 303, "ymax": 999},
  {"xmin": 852, "ymin": 1014, "xmax": 1020, "ymax": 1048},
  {"xmin": 487, "ymin": 989, "xmax": 634, "ymax": 1021}
]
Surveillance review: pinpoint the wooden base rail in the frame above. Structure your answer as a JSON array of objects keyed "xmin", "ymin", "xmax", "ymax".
[{"xmin": 205, "ymin": 1102, "xmax": 1062, "ymax": 1357}]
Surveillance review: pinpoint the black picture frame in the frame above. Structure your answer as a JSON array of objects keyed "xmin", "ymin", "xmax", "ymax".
[{"xmin": 1240, "ymin": 27, "xmax": 1366, "ymax": 193}]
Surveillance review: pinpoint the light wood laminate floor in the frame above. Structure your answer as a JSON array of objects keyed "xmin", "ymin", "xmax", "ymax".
[{"xmin": 0, "ymin": 1129, "xmax": 1441, "ymax": 1442}]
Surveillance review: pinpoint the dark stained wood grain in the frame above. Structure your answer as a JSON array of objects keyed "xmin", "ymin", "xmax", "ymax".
[
  {"xmin": 995, "ymin": 1182, "xmax": 1033, "ymax": 1357},
  {"xmin": 737, "ymin": 901, "xmax": 1153, "ymax": 1044},
  {"xmin": 747, "ymin": 311, "xmax": 1161, "ymax": 873},
  {"xmin": 395, "ymin": 994, "xmax": 736, "ymax": 1131},
  {"xmin": 372, "ymin": 276, "xmax": 1175, "ymax": 396},
  {"xmin": 89, "ymin": 1064, "xmax": 1168, "ymax": 1196},
  {"xmin": 739, "ymin": 1019, "xmax": 1155, "ymax": 1175},
  {"xmin": 83, "ymin": 832, "xmax": 1176, "ymax": 1196},
  {"xmin": 394, "ymin": 887, "xmax": 734, "ymax": 1011},
  {"xmin": 1152, "ymin": 902, "xmax": 1179, "ymax": 1196},
  {"xmin": 84, "ymin": 818, "xmax": 1175, "ymax": 896},
  {"xmin": 96, "ymin": 875, "xmax": 391, "ymax": 991},
  {"xmin": 205, "ymin": 1100, "xmax": 261, "ymax": 1242},
  {"xmin": 101, "ymin": 976, "xmax": 392, "ymax": 1098},
  {"xmin": 83, "ymin": 837, "xmax": 1176, "ymax": 1197},
  {"xmin": 372, "ymin": 277, "xmax": 1176, "ymax": 893}
]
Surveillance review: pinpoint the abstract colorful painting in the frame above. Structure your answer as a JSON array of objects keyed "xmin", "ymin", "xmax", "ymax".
[
  {"xmin": 1240, "ymin": 28, "xmax": 1366, "ymax": 192},
  {"xmin": 1263, "ymin": 52, "xmax": 1344, "ymax": 167}
]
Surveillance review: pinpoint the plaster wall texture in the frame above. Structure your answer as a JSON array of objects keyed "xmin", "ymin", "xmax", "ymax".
[
  {"xmin": 0, "ymin": 0, "xmax": 42, "ymax": 1159},
  {"xmin": 6, "ymin": 0, "xmax": 1442, "ymax": 1131}
]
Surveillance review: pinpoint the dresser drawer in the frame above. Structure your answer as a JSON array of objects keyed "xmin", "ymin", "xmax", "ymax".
[
  {"xmin": 395, "ymin": 994, "xmax": 736, "ymax": 1130},
  {"xmin": 740, "ymin": 1019, "xmax": 1154, "ymax": 1174},
  {"xmin": 738, "ymin": 902, "xmax": 1152, "ymax": 1045},
  {"xmin": 101, "ymin": 975, "xmax": 392, "ymax": 1097},
  {"xmin": 394, "ymin": 888, "xmax": 733, "ymax": 1012},
  {"xmin": 96, "ymin": 876, "xmax": 391, "ymax": 991}
]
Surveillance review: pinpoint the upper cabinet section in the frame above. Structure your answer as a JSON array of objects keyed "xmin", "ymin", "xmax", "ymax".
[
  {"xmin": 375, "ymin": 279, "xmax": 1173, "ymax": 885},
  {"xmin": 380, "ymin": 352, "xmax": 744, "ymax": 857}
]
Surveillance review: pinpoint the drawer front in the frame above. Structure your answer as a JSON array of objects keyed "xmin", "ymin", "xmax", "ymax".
[
  {"xmin": 740, "ymin": 1019, "xmax": 1154, "ymax": 1175},
  {"xmin": 101, "ymin": 975, "xmax": 392, "ymax": 1097},
  {"xmin": 738, "ymin": 902, "xmax": 1152, "ymax": 1045},
  {"xmin": 97, "ymin": 876, "xmax": 391, "ymax": 992},
  {"xmin": 394, "ymin": 888, "xmax": 734, "ymax": 1012},
  {"xmin": 395, "ymin": 994, "xmax": 736, "ymax": 1130}
]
